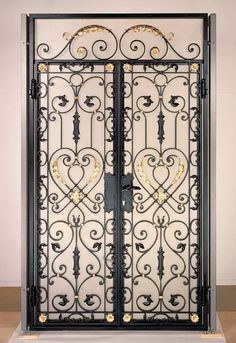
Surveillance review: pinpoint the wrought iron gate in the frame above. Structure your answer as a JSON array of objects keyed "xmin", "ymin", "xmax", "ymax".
[{"xmin": 22, "ymin": 13, "xmax": 216, "ymax": 331}]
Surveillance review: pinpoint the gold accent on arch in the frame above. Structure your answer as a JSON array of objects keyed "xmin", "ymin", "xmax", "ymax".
[
  {"xmin": 106, "ymin": 313, "xmax": 114, "ymax": 323},
  {"xmin": 190, "ymin": 313, "xmax": 199, "ymax": 323},
  {"xmin": 131, "ymin": 25, "xmax": 174, "ymax": 41},
  {"xmin": 137, "ymin": 159, "xmax": 151, "ymax": 185},
  {"xmin": 63, "ymin": 25, "xmax": 106, "ymax": 41},
  {"xmin": 38, "ymin": 313, "xmax": 47, "ymax": 323},
  {"xmin": 52, "ymin": 160, "xmax": 65, "ymax": 184},
  {"xmin": 123, "ymin": 313, "xmax": 132, "ymax": 323},
  {"xmin": 86, "ymin": 160, "xmax": 101, "ymax": 185},
  {"xmin": 171, "ymin": 158, "xmax": 185, "ymax": 185}
]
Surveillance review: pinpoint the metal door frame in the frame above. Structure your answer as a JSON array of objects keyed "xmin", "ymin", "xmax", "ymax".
[{"xmin": 21, "ymin": 13, "xmax": 216, "ymax": 332}]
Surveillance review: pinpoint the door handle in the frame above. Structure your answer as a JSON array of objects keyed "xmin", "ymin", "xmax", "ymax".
[{"xmin": 122, "ymin": 184, "xmax": 141, "ymax": 191}]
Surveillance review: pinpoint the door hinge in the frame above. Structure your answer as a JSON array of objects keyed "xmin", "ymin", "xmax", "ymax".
[
  {"xmin": 200, "ymin": 78, "xmax": 207, "ymax": 98},
  {"xmin": 29, "ymin": 285, "xmax": 37, "ymax": 306},
  {"xmin": 201, "ymin": 285, "xmax": 210, "ymax": 307},
  {"xmin": 30, "ymin": 79, "xmax": 38, "ymax": 99}
]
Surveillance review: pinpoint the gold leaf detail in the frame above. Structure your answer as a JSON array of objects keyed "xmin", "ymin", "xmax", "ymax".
[
  {"xmin": 86, "ymin": 160, "xmax": 100, "ymax": 185},
  {"xmin": 190, "ymin": 63, "xmax": 199, "ymax": 72},
  {"xmin": 153, "ymin": 188, "xmax": 168, "ymax": 204},
  {"xmin": 131, "ymin": 25, "xmax": 162, "ymax": 36},
  {"xmin": 105, "ymin": 63, "xmax": 114, "ymax": 72},
  {"xmin": 171, "ymin": 158, "xmax": 185, "ymax": 185},
  {"xmin": 38, "ymin": 313, "xmax": 47, "ymax": 323},
  {"xmin": 190, "ymin": 313, "xmax": 199, "ymax": 323},
  {"xmin": 38, "ymin": 63, "xmax": 47, "ymax": 72},
  {"xmin": 52, "ymin": 160, "xmax": 65, "ymax": 184},
  {"xmin": 151, "ymin": 47, "xmax": 160, "ymax": 57},
  {"xmin": 63, "ymin": 32, "xmax": 73, "ymax": 41},
  {"xmin": 77, "ymin": 47, "xmax": 86, "ymax": 57},
  {"xmin": 69, "ymin": 188, "xmax": 84, "ymax": 204},
  {"xmin": 137, "ymin": 159, "xmax": 151, "ymax": 185},
  {"xmin": 76, "ymin": 25, "xmax": 105, "ymax": 36},
  {"xmin": 164, "ymin": 32, "xmax": 175, "ymax": 41},
  {"xmin": 123, "ymin": 63, "xmax": 132, "ymax": 72},
  {"xmin": 123, "ymin": 313, "xmax": 132, "ymax": 323},
  {"xmin": 106, "ymin": 313, "xmax": 114, "ymax": 323}
]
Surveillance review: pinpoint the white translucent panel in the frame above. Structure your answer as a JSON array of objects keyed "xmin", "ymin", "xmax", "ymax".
[{"xmin": 35, "ymin": 18, "xmax": 203, "ymax": 61}]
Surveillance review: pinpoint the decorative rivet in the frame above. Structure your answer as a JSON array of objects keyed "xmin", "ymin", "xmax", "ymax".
[
  {"xmin": 190, "ymin": 313, "xmax": 199, "ymax": 323},
  {"xmin": 159, "ymin": 295, "xmax": 163, "ymax": 300},
  {"xmin": 74, "ymin": 295, "xmax": 78, "ymax": 299},
  {"xmin": 105, "ymin": 63, "xmax": 114, "ymax": 72},
  {"xmin": 151, "ymin": 47, "xmax": 160, "ymax": 57},
  {"xmin": 57, "ymin": 273, "xmax": 60, "ymax": 278},
  {"xmin": 38, "ymin": 313, "xmax": 47, "ymax": 323},
  {"xmin": 77, "ymin": 47, "xmax": 86, "ymax": 57},
  {"xmin": 106, "ymin": 313, "xmax": 114, "ymax": 323},
  {"xmin": 190, "ymin": 63, "xmax": 199, "ymax": 72},
  {"xmin": 38, "ymin": 63, "xmax": 47, "ymax": 72},
  {"xmin": 123, "ymin": 63, "xmax": 132, "ymax": 72},
  {"xmin": 123, "ymin": 313, "xmax": 132, "ymax": 323}
]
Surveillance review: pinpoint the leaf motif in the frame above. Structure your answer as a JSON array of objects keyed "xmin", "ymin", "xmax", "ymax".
[
  {"xmin": 93, "ymin": 242, "xmax": 102, "ymax": 252},
  {"xmin": 58, "ymin": 294, "xmax": 69, "ymax": 306},
  {"xmin": 169, "ymin": 95, "xmax": 179, "ymax": 107},
  {"xmin": 135, "ymin": 242, "xmax": 145, "ymax": 252},
  {"xmin": 51, "ymin": 242, "xmax": 60, "ymax": 252},
  {"xmin": 176, "ymin": 243, "xmax": 186, "ymax": 253},
  {"xmin": 84, "ymin": 294, "xmax": 95, "ymax": 306},
  {"xmin": 169, "ymin": 294, "xmax": 180, "ymax": 306},
  {"xmin": 143, "ymin": 294, "xmax": 153, "ymax": 306}
]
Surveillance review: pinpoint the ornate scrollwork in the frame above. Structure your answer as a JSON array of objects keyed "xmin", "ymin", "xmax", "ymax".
[{"xmin": 36, "ymin": 24, "xmax": 201, "ymax": 61}]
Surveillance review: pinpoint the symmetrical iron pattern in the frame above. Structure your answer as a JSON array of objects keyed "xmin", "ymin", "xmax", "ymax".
[
  {"xmin": 36, "ymin": 24, "xmax": 201, "ymax": 61},
  {"xmin": 122, "ymin": 62, "xmax": 201, "ymax": 324},
  {"xmin": 37, "ymin": 62, "xmax": 116, "ymax": 323},
  {"xmin": 29, "ymin": 16, "xmax": 209, "ymax": 330}
]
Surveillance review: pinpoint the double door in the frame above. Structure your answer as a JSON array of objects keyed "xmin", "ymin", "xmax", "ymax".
[{"xmin": 22, "ymin": 14, "xmax": 216, "ymax": 331}]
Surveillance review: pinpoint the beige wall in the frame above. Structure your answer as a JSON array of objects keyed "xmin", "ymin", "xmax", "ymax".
[{"xmin": 0, "ymin": 0, "xmax": 235, "ymax": 286}]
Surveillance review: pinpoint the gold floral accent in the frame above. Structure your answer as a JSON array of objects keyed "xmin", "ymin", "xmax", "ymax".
[
  {"xmin": 153, "ymin": 188, "xmax": 168, "ymax": 204},
  {"xmin": 77, "ymin": 25, "xmax": 105, "ymax": 36},
  {"xmin": 38, "ymin": 313, "xmax": 47, "ymax": 323},
  {"xmin": 77, "ymin": 47, "xmax": 86, "ymax": 57},
  {"xmin": 190, "ymin": 63, "xmax": 199, "ymax": 72},
  {"xmin": 63, "ymin": 32, "xmax": 73, "ymax": 41},
  {"xmin": 137, "ymin": 159, "xmax": 151, "ymax": 185},
  {"xmin": 52, "ymin": 160, "xmax": 65, "ymax": 184},
  {"xmin": 63, "ymin": 25, "xmax": 105, "ymax": 41},
  {"xmin": 151, "ymin": 47, "xmax": 160, "ymax": 57},
  {"xmin": 69, "ymin": 188, "xmax": 84, "ymax": 204},
  {"xmin": 131, "ymin": 25, "xmax": 162, "ymax": 36},
  {"xmin": 171, "ymin": 158, "xmax": 185, "ymax": 185},
  {"xmin": 106, "ymin": 313, "xmax": 114, "ymax": 323},
  {"xmin": 38, "ymin": 63, "xmax": 47, "ymax": 72},
  {"xmin": 164, "ymin": 32, "xmax": 174, "ymax": 41},
  {"xmin": 105, "ymin": 63, "xmax": 114, "ymax": 72},
  {"xmin": 190, "ymin": 313, "xmax": 199, "ymax": 323},
  {"xmin": 123, "ymin": 313, "xmax": 132, "ymax": 323},
  {"xmin": 123, "ymin": 63, "xmax": 132, "ymax": 72},
  {"xmin": 86, "ymin": 160, "xmax": 100, "ymax": 185}
]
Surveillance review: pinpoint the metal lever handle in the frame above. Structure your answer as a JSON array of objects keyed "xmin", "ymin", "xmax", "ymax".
[{"xmin": 122, "ymin": 184, "xmax": 141, "ymax": 191}]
